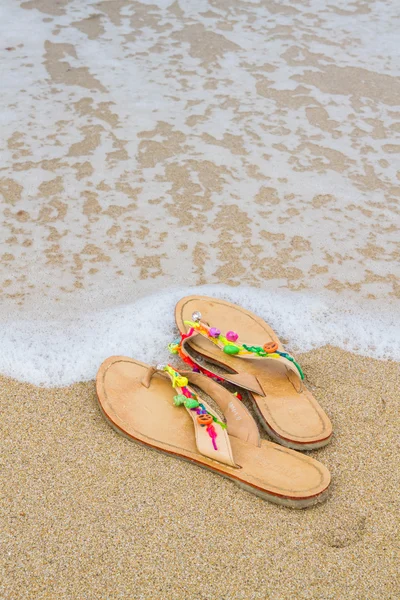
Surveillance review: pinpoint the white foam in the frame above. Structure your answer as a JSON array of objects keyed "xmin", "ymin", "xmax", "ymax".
[{"xmin": 0, "ymin": 285, "xmax": 398, "ymax": 387}]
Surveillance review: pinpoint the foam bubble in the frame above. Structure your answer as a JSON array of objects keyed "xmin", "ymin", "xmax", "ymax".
[{"xmin": 0, "ymin": 285, "xmax": 398, "ymax": 387}]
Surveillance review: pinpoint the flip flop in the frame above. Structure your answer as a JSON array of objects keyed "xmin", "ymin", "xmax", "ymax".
[
  {"xmin": 96, "ymin": 357, "xmax": 331, "ymax": 508},
  {"xmin": 173, "ymin": 295, "xmax": 332, "ymax": 450}
]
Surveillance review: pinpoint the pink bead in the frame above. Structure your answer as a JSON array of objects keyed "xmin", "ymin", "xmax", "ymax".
[
  {"xmin": 209, "ymin": 327, "xmax": 220, "ymax": 338},
  {"xmin": 226, "ymin": 330, "xmax": 238, "ymax": 342}
]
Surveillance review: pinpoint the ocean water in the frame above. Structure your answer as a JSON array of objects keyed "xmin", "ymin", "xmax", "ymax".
[{"xmin": 0, "ymin": 0, "xmax": 399, "ymax": 385}]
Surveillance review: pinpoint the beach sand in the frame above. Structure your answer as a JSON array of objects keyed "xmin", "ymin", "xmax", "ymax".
[{"xmin": 1, "ymin": 347, "xmax": 399, "ymax": 599}]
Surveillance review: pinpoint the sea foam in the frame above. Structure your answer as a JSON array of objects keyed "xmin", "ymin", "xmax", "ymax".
[{"xmin": 0, "ymin": 285, "xmax": 398, "ymax": 387}]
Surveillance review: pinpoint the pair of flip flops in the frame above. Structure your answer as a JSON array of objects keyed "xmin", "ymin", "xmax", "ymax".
[{"xmin": 97, "ymin": 295, "xmax": 332, "ymax": 508}]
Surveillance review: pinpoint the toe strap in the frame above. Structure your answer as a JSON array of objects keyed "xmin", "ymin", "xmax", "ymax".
[
  {"xmin": 141, "ymin": 364, "xmax": 240, "ymax": 467},
  {"xmin": 174, "ymin": 319, "xmax": 304, "ymax": 391}
]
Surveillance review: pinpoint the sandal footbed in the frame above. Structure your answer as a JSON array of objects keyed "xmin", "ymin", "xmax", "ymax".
[{"xmin": 96, "ymin": 356, "xmax": 331, "ymax": 507}]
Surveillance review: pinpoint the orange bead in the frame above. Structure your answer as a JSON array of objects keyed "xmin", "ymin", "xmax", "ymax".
[
  {"xmin": 197, "ymin": 414, "xmax": 213, "ymax": 426},
  {"xmin": 263, "ymin": 341, "xmax": 278, "ymax": 353}
]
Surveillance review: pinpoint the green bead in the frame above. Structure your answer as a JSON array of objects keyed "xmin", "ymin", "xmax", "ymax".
[
  {"xmin": 223, "ymin": 345, "xmax": 240, "ymax": 355},
  {"xmin": 184, "ymin": 398, "xmax": 200, "ymax": 409},
  {"xmin": 173, "ymin": 394, "xmax": 186, "ymax": 406}
]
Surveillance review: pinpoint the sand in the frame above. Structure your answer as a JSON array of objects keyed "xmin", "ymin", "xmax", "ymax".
[{"xmin": 1, "ymin": 347, "xmax": 399, "ymax": 599}]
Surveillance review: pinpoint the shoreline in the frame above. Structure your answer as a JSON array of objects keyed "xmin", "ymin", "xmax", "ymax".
[
  {"xmin": 1, "ymin": 346, "xmax": 399, "ymax": 598},
  {"xmin": 1, "ymin": 284, "xmax": 400, "ymax": 388}
]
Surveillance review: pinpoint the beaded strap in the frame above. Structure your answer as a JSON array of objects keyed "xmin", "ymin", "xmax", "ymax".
[
  {"xmin": 169, "ymin": 329, "xmax": 225, "ymax": 382},
  {"xmin": 170, "ymin": 316, "xmax": 304, "ymax": 382},
  {"xmin": 162, "ymin": 365, "xmax": 226, "ymax": 451}
]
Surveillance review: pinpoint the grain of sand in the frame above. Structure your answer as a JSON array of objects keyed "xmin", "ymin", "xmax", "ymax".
[{"xmin": 1, "ymin": 347, "xmax": 399, "ymax": 599}]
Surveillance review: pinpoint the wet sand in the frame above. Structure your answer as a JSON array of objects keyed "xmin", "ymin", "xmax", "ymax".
[
  {"xmin": 1, "ymin": 0, "xmax": 399, "ymax": 318},
  {"xmin": 1, "ymin": 347, "xmax": 399, "ymax": 599}
]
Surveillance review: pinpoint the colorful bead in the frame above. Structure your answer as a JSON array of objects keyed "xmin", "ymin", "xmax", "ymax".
[
  {"xmin": 175, "ymin": 375, "xmax": 188, "ymax": 388},
  {"xmin": 209, "ymin": 327, "xmax": 220, "ymax": 338},
  {"xmin": 185, "ymin": 398, "xmax": 200, "ymax": 409},
  {"xmin": 197, "ymin": 414, "xmax": 213, "ymax": 426},
  {"xmin": 263, "ymin": 341, "xmax": 278, "ymax": 353},
  {"xmin": 226, "ymin": 330, "xmax": 238, "ymax": 342},
  {"xmin": 223, "ymin": 344, "xmax": 240, "ymax": 355},
  {"xmin": 168, "ymin": 342, "xmax": 179, "ymax": 354},
  {"xmin": 173, "ymin": 394, "xmax": 186, "ymax": 406}
]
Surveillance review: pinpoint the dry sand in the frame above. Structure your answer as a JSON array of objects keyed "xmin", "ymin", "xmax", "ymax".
[{"xmin": 1, "ymin": 347, "xmax": 399, "ymax": 599}]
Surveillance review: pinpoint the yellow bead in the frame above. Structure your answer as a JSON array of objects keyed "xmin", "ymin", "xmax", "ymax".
[{"xmin": 175, "ymin": 375, "xmax": 188, "ymax": 387}]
